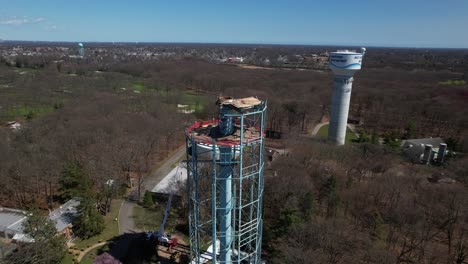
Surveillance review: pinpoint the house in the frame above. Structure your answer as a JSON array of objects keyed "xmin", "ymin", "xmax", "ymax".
[
  {"xmin": 401, "ymin": 137, "xmax": 448, "ymax": 164},
  {"xmin": 177, "ymin": 104, "xmax": 195, "ymax": 114},
  {"xmin": 5, "ymin": 121, "xmax": 21, "ymax": 130},
  {"xmin": 227, "ymin": 57, "xmax": 244, "ymax": 63},
  {"xmin": 0, "ymin": 207, "xmax": 28, "ymax": 241},
  {"xmin": 347, "ymin": 116, "xmax": 363, "ymax": 125},
  {"xmin": 265, "ymin": 148, "xmax": 280, "ymax": 162},
  {"xmin": 48, "ymin": 198, "xmax": 80, "ymax": 239},
  {"xmin": 0, "ymin": 198, "xmax": 80, "ymax": 243}
]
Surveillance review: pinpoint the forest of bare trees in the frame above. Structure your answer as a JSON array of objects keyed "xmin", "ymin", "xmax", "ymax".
[
  {"xmin": 262, "ymin": 139, "xmax": 468, "ymax": 263},
  {"xmin": 1, "ymin": 45, "xmax": 468, "ymax": 263},
  {"xmin": 0, "ymin": 86, "xmax": 185, "ymax": 208}
]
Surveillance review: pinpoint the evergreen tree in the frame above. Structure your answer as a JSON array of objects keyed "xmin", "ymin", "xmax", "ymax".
[
  {"xmin": 383, "ymin": 131, "xmax": 401, "ymax": 148},
  {"xmin": 371, "ymin": 212, "xmax": 386, "ymax": 241},
  {"xmin": 404, "ymin": 121, "xmax": 417, "ymax": 139},
  {"xmin": 59, "ymin": 161, "xmax": 91, "ymax": 200},
  {"xmin": 446, "ymin": 137, "xmax": 459, "ymax": 151},
  {"xmin": 319, "ymin": 176, "xmax": 341, "ymax": 217},
  {"xmin": 356, "ymin": 130, "xmax": 371, "ymax": 143},
  {"xmin": 301, "ymin": 191, "xmax": 315, "ymax": 219},
  {"xmin": 370, "ymin": 132, "xmax": 379, "ymax": 144},
  {"xmin": 143, "ymin": 191, "xmax": 154, "ymax": 208},
  {"xmin": 273, "ymin": 209, "xmax": 302, "ymax": 236},
  {"xmin": 74, "ymin": 198, "xmax": 105, "ymax": 239},
  {"xmin": 23, "ymin": 208, "xmax": 58, "ymax": 242}
]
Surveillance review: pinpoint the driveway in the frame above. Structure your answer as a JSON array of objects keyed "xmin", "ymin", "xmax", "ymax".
[
  {"xmin": 311, "ymin": 121, "xmax": 329, "ymax": 136},
  {"xmin": 118, "ymin": 199, "xmax": 141, "ymax": 234}
]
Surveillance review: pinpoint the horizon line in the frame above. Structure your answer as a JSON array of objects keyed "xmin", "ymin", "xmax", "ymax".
[{"xmin": 1, "ymin": 39, "xmax": 468, "ymax": 50}]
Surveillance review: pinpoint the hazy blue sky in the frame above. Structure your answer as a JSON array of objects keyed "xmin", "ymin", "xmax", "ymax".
[{"xmin": 1, "ymin": 0, "xmax": 467, "ymax": 48}]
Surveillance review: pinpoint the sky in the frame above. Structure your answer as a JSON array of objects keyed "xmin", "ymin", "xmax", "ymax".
[{"xmin": 0, "ymin": 0, "xmax": 467, "ymax": 48}]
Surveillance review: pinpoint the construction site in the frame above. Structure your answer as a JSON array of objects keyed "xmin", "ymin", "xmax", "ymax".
[
  {"xmin": 185, "ymin": 96, "xmax": 267, "ymax": 264},
  {"xmin": 150, "ymin": 49, "xmax": 365, "ymax": 263}
]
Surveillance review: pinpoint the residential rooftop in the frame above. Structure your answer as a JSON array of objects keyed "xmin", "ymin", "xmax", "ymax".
[{"xmin": 0, "ymin": 207, "xmax": 27, "ymax": 234}]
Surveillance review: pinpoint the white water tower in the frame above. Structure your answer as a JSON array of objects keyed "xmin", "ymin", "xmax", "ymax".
[{"xmin": 328, "ymin": 48, "xmax": 366, "ymax": 145}]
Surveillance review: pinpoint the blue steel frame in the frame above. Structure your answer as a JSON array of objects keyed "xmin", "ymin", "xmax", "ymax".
[{"xmin": 186, "ymin": 101, "xmax": 267, "ymax": 264}]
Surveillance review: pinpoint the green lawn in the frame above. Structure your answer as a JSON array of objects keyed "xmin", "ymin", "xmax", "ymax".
[
  {"xmin": 439, "ymin": 79, "xmax": 466, "ymax": 86},
  {"xmin": 182, "ymin": 91, "xmax": 206, "ymax": 112},
  {"xmin": 0, "ymin": 105, "xmax": 55, "ymax": 120},
  {"xmin": 164, "ymin": 90, "xmax": 206, "ymax": 112},
  {"xmin": 61, "ymin": 252, "xmax": 76, "ymax": 264},
  {"xmin": 316, "ymin": 124, "xmax": 357, "ymax": 143},
  {"xmin": 133, "ymin": 206, "xmax": 161, "ymax": 232},
  {"xmin": 131, "ymin": 82, "xmax": 205, "ymax": 112},
  {"xmin": 72, "ymin": 199, "xmax": 121, "ymax": 250},
  {"xmin": 133, "ymin": 203, "xmax": 181, "ymax": 234},
  {"xmin": 133, "ymin": 82, "xmax": 146, "ymax": 92}
]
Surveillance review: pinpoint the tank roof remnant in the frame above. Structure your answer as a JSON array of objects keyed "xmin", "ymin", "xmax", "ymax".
[
  {"xmin": 186, "ymin": 96, "xmax": 265, "ymax": 147},
  {"xmin": 216, "ymin": 96, "xmax": 262, "ymax": 109},
  {"xmin": 186, "ymin": 119, "xmax": 259, "ymax": 146}
]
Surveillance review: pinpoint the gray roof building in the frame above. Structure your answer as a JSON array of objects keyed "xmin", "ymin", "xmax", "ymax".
[
  {"xmin": 0, "ymin": 208, "xmax": 27, "ymax": 239},
  {"xmin": 0, "ymin": 198, "xmax": 80, "ymax": 242},
  {"xmin": 48, "ymin": 198, "xmax": 80, "ymax": 233},
  {"xmin": 401, "ymin": 137, "xmax": 446, "ymax": 164},
  {"xmin": 401, "ymin": 138, "xmax": 444, "ymax": 148}
]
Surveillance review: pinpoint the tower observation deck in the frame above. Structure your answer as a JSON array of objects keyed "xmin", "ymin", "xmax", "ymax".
[
  {"xmin": 185, "ymin": 96, "xmax": 267, "ymax": 264},
  {"xmin": 328, "ymin": 48, "xmax": 366, "ymax": 145}
]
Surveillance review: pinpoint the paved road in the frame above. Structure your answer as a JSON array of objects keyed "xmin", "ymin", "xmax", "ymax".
[
  {"xmin": 311, "ymin": 122, "xmax": 357, "ymax": 136},
  {"xmin": 311, "ymin": 121, "xmax": 329, "ymax": 136},
  {"xmin": 118, "ymin": 199, "xmax": 141, "ymax": 234},
  {"xmin": 76, "ymin": 241, "xmax": 108, "ymax": 262}
]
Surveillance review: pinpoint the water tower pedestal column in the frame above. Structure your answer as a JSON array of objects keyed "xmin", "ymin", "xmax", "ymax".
[
  {"xmin": 219, "ymin": 146, "xmax": 233, "ymax": 263},
  {"xmin": 329, "ymin": 76, "xmax": 353, "ymax": 145},
  {"xmin": 328, "ymin": 48, "xmax": 365, "ymax": 145}
]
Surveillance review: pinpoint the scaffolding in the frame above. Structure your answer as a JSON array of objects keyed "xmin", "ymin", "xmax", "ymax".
[{"xmin": 185, "ymin": 97, "xmax": 267, "ymax": 264}]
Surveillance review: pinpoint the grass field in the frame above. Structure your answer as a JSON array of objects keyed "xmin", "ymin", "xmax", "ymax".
[
  {"xmin": 182, "ymin": 91, "xmax": 206, "ymax": 112},
  {"xmin": 61, "ymin": 252, "xmax": 76, "ymax": 264},
  {"xmin": 0, "ymin": 105, "xmax": 55, "ymax": 120},
  {"xmin": 133, "ymin": 82, "xmax": 146, "ymax": 92},
  {"xmin": 133, "ymin": 203, "xmax": 181, "ymax": 234},
  {"xmin": 131, "ymin": 81, "xmax": 206, "ymax": 112},
  {"xmin": 133, "ymin": 206, "xmax": 160, "ymax": 232},
  {"xmin": 439, "ymin": 79, "xmax": 466, "ymax": 86},
  {"xmin": 316, "ymin": 124, "xmax": 357, "ymax": 143}
]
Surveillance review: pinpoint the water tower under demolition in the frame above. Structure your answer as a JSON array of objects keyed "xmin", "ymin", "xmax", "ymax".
[
  {"xmin": 328, "ymin": 48, "xmax": 366, "ymax": 145},
  {"xmin": 185, "ymin": 96, "xmax": 267, "ymax": 264}
]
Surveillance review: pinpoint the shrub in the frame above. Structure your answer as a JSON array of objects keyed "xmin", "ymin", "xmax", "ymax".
[{"xmin": 143, "ymin": 191, "xmax": 154, "ymax": 208}]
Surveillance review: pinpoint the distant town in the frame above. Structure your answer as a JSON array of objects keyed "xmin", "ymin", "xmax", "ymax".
[{"xmin": 0, "ymin": 41, "xmax": 331, "ymax": 70}]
